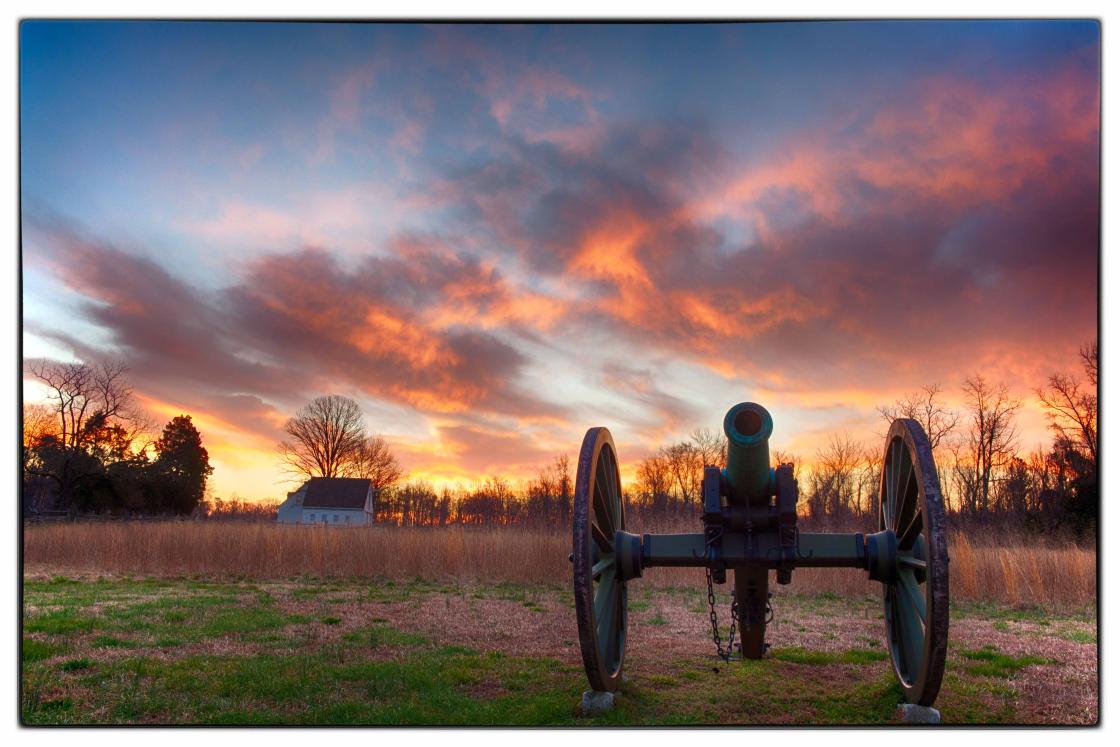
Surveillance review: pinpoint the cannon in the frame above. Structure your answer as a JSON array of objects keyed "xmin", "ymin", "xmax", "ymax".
[{"xmin": 571, "ymin": 402, "xmax": 949, "ymax": 706}]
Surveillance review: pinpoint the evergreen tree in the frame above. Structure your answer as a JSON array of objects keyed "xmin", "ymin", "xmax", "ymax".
[{"xmin": 153, "ymin": 415, "xmax": 213, "ymax": 514}]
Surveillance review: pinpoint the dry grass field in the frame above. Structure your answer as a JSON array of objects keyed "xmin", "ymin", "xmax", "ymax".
[{"xmin": 24, "ymin": 521, "xmax": 1096, "ymax": 607}]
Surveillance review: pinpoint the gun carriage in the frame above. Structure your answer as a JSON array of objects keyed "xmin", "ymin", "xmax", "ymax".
[{"xmin": 571, "ymin": 402, "xmax": 950, "ymax": 706}]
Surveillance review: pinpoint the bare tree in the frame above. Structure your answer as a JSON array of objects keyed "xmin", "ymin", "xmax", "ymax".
[
  {"xmin": 1036, "ymin": 341, "xmax": 1098, "ymax": 475},
  {"xmin": 22, "ymin": 403, "xmax": 58, "ymax": 505},
  {"xmin": 689, "ymin": 427, "xmax": 726, "ymax": 467},
  {"xmin": 946, "ymin": 438, "xmax": 979, "ymax": 515},
  {"xmin": 22, "ymin": 403, "xmax": 57, "ymax": 449},
  {"xmin": 352, "ymin": 434, "xmax": 403, "ymax": 490},
  {"xmin": 526, "ymin": 454, "xmax": 573, "ymax": 526},
  {"xmin": 636, "ymin": 452, "xmax": 674, "ymax": 513},
  {"xmin": 1081, "ymin": 340, "xmax": 1098, "ymax": 387},
  {"xmin": 813, "ymin": 433, "xmax": 865, "ymax": 521},
  {"xmin": 998, "ymin": 456, "xmax": 1035, "ymax": 522},
  {"xmin": 23, "ymin": 358, "xmax": 150, "ymax": 511},
  {"xmin": 855, "ymin": 445, "xmax": 883, "ymax": 519},
  {"xmin": 27, "ymin": 358, "xmax": 148, "ymax": 449},
  {"xmin": 552, "ymin": 454, "xmax": 572, "ymax": 504},
  {"xmin": 959, "ymin": 374, "xmax": 1021, "ymax": 516},
  {"xmin": 663, "ymin": 442, "xmax": 702, "ymax": 506},
  {"xmin": 277, "ymin": 395, "xmax": 367, "ymax": 478},
  {"xmin": 877, "ymin": 383, "xmax": 958, "ymax": 450}
]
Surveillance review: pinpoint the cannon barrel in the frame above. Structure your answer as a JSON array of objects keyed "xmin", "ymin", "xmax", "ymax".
[{"xmin": 722, "ymin": 402, "xmax": 774, "ymax": 506}]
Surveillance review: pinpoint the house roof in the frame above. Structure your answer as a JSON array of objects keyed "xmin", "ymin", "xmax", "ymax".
[{"xmin": 300, "ymin": 477, "xmax": 372, "ymax": 510}]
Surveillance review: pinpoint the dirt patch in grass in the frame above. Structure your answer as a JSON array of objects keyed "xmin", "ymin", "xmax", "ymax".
[{"xmin": 941, "ymin": 616, "xmax": 1097, "ymax": 724}]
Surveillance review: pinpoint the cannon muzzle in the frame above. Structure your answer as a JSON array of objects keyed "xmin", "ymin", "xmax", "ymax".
[{"xmin": 722, "ymin": 402, "xmax": 774, "ymax": 506}]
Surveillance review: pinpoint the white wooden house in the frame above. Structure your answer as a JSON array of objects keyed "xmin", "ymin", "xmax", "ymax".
[{"xmin": 276, "ymin": 477, "xmax": 375, "ymax": 526}]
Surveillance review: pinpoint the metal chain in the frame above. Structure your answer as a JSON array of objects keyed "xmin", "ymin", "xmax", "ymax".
[{"xmin": 705, "ymin": 566, "xmax": 740, "ymax": 662}]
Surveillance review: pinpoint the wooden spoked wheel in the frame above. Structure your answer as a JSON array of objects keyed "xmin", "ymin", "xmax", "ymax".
[
  {"xmin": 573, "ymin": 426, "xmax": 628, "ymax": 692},
  {"xmin": 879, "ymin": 418, "xmax": 950, "ymax": 706}
]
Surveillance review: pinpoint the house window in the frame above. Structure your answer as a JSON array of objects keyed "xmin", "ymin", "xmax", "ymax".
[
  {"xmin": 334, "ymin": 514, "xmax": 340, "ymax": 522},
  {"xmin": 308, "ymin": 513, "xmax": 315, "ymax": 522},
  {"xmin": 345, "ymin": 515, "xmax": 351, "ymax": 524}
]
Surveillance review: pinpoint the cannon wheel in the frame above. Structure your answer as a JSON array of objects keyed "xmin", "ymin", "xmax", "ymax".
[
  {"xmin": 879, "ymin": 418, "xmax": 950, "ymax": 706},
  {"xmin": 573, "ymin": 427, "xmax": 628, "ymax": 692}
]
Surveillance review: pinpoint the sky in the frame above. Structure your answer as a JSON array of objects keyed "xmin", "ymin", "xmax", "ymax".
[{"xmin": 20, "ymin": 21, "xmax": 1100, "ymax": 501}]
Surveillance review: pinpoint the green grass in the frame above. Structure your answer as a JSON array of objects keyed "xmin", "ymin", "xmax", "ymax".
[
  {"xmin": 1059, "ymin": 628, "xmax": 1096, "ymax": 644},
  {"xmin": 956, "ymin": 600, "xmax": 1093, "ymax": 624},
  {"xmin": 958, "ymin": 646, "xmax": 1052, "ymax": 677},
  {"xmin": 341, "ymin": 622, "xmax": 428, "ymax": 648},
  {"xmin": 23, "ymin": 638, "xmax": 61, "ymax": 663},
  {"xmin": 25, "ymin": 609, "xmax": 101, "ymax": 635},
  {"xmin": 25, "ymin": 646, "xmax": 583, "ymax": 725},
  {"xmin": 60, "ymin": 658, "xmax": 92, "ymax": 672},
  {"xmin": 21, "ymin": 576, "xmax": 1093, "ymax": 725}
]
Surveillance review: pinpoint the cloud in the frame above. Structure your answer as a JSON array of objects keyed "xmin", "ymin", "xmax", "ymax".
[
  {"xmin": 435, "ymin": 423, "xmax": 555, "ymax": 475},
  {"xmin": 24, "ymin": 221, "xmax": 569, "ymax": 435},
  {"xmin": 429, "ymin": 60, "xmax": 1098, "ymax": 398},
  {"xmin": 423, "ymin": 25, "xmax": 602, "ymax": 148},
  {"xmin": 598, "ymin": 361, "xmax": 702, "ymax": 433}
]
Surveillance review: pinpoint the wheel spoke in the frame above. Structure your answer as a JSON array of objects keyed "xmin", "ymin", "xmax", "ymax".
[
  {"xmin": 898, "ymin": 569, "xmax": 927, "ymax": 622},
  {"xmin": 609, "ymin": 451, "xmax": 622, "ymax": 531},
  {"xmin": 894, "ymin": 458, "xmax": 914, "ymax": 534},
  {"xmin": 882, "ymin": 445, "xmax": 894, "ymax": 529},
  {"xmin": 887, "ymin": 440, "xmax": 904, "ymax": 530},
  {"xmin": 898, "ymin": 554, "xmax": 927, "ymax": 570},
  {"xmin": 594, "ymin": 569, "xmax": 616, "ymax": 620},
  {"xmin": 596, "ymin": 576, "xmax": 618, "ymax": 651},
  {"xmin": 591, "ymin": 521, "xmax": 613, "ymax": 552},
  {"xmin": 604, "ymin": 588, "xmax": 622, "ymax": 666},
  {"xmin": 594, "ymin": 458, "xmax": 616, "ymax": 535},
  {"xmin": 891, "ymin": 441, "xmax": 901, "ymax": 523},
  {"xmin": 592, "ymin": 556, "xmax": 615, "ymax": 577},
  {"xmin": 896, "ymin": 588, "xmax": 925, "ymax": 681},
  {"xmin": 593, "ymin": 494, "xmax": 614, "ymax": 540},
  {"xmin": 887, "ymin": 591, "xmax": 904, "ymax": 676},
  {"xmin": 881, "ymin": 479, "xmax": 890, "ymax": 530},
  {"xmin": 898, "ymin": 508, "xmax": 923, "ymax": 550}
]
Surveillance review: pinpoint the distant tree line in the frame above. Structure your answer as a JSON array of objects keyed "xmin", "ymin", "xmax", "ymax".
[
  {"xmin": 195, "ymin": 496, "xmax": 281, "ymax": 521},
  {"xmin": 630, "ymin": 341, "xmax": 1098, "ymax": 536},
  {"xmin": 368, "ymin": 456, "xmax": 573, "ymax": 527},
  {"xmin": 22, "ymin": 360, "xmax": 212, "ymax": 516},
  {"xmin": 272, "ymin": 342, "xmax": 1096, "ymax": 536}
]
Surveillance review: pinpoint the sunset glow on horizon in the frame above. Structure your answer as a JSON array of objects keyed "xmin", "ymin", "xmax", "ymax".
[{"xmin": 20, "ymin": 21, "xmax": 1100, "ymax": 501}]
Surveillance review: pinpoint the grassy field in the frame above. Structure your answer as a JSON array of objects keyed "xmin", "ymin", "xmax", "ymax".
[
  {"xmin": 22, "ymin": 573, "xmax": 1098, "ymax": 725},
  {"xmin": 23, "ymin": 521, "xmax": 1096, "ymax": 606}
]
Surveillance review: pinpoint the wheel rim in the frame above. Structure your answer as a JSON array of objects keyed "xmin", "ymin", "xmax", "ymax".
[
  {"xmin": 879, "ymin": 418, "xmax": 950, "ymax": 706},
  {"xmin": 572, "ymin": 426, "xmax": 627, "ymax": 692}
]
